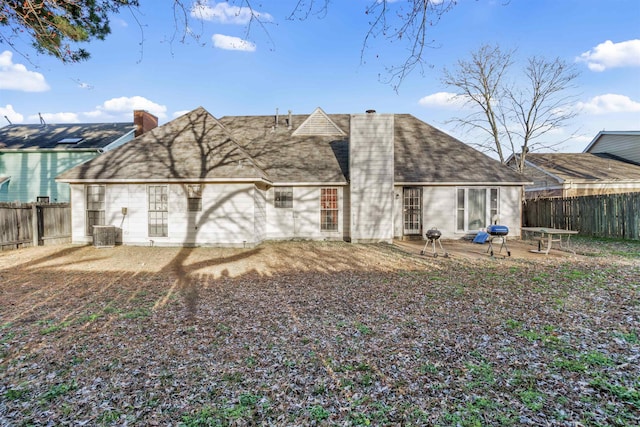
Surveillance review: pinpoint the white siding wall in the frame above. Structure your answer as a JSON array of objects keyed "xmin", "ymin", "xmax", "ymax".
[
  {"xmin": 71, "ymin": 183, "xmax": 259, "ymax": 247},
  {"xmin": 265, "ymin": 186, "xmax": 345, "ymax": 240},
  {"xmin": 393, "ymin": 187, "xmax": 404, "ymax": 238},
  {"xmin": 349, "ymin": 114, "xmax": 395, "ymax": 243},
  {"xmin": 413, "ymin": 186, "xmax": 522, "ymax": 239},
  {"xmin": 254, "ymin": 185, "xmax": 267, "ymax": 243},
  {"xmin": 70, "ymin": 184, "xmax": 90, "ymax": 244},
  {"xmin": 421, "ymin": 187, "xmax": 457, "ymax": 238},
  {"xmin": 497, "ymin": 186, "xmax": 522, "ymax": 238}
]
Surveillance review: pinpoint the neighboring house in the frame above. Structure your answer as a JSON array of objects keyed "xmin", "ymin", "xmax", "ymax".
[
  {"xmin": 57, "ymin": 107, "xmax": 529, "ymax": 247},
  {"xmin": 0, "ymin": 110, "xmax": 157, "ymax": 203},
  {"xmin": 510, "ymin": 152, "xmax": 640, "ymax": 199},
  {"xmin": 584, "ymin": 130, "xmax": 640, "ymax": 164}
]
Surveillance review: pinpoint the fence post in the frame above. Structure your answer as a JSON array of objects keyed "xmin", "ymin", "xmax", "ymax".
[{"xmin": 32, "ymin": 204, "xmax": 39, "ymax": 247}]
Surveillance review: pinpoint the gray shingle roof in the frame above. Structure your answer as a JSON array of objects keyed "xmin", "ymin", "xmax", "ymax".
[
  {"xmin": 525, "ymin": 153, "xmax": 640, "ymax": 181},
  {"xmin": 57, "ymin": 107, "xmax": 269, "ymax": 181},
  {"xmin": 218, "ymin": 114, "xmax": 350, "ymax": 183},
  {"xmin": 393, "ymin": 114, "xmax": 526, "ymax": 183},
  {"xmin": 0, "ymin": 122, "xmax": 135, "ymax": 150},
  {"xmin": 57, "ymin": 107, "xmax": 528, "ymax": 185}
]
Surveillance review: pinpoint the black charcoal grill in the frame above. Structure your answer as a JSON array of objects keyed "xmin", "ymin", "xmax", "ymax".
[
  {"xmin": 486, "ymin": 224, "xmax": 510, "ymax": 257},
  {"xmin": 420, "ymin": 227, "xmax": 449, "ymax": 258}
]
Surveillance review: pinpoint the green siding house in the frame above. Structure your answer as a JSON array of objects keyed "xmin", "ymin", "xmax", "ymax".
[{"xmin": 0, "ymin": 111, "xmax": 157, "ymax": 203}]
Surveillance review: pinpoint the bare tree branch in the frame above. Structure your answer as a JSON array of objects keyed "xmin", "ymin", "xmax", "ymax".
[
  {"xmin": 442, "ymin": 44, "xmax": 580, "ymax": 172},
  {"xmin": 2, "ymin": 0, "xmax": 471, "ymax": 89}
]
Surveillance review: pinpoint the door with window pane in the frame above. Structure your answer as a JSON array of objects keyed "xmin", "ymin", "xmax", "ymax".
[
  {"xmin": 467, "ymin": 188, "xmax": 487, "ymax": 230},
  {"xmin": 403, "ymin": 187, "xmax": 422, "ymax": 235}
]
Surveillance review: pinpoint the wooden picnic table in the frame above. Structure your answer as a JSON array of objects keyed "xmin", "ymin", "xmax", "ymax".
[{"xmin": 521, "ymin": 227, "xmax": 579, "ymax": 255}]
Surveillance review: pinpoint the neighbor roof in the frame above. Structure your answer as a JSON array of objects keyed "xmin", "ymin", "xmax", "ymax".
[
  {"xmin": 57, "ymin": 107, "xmax": 528, "ymax": 185},
  {"xmin": 0, "ymin": 122, "xmax": 136, "ymax": 150},
  {"xmin": 525, "ymin": 153, "xmax": 640, "ymax": 181},
  {"xmin": 583, "ymin": 130, "xmax": 640, "ymax": 153}
]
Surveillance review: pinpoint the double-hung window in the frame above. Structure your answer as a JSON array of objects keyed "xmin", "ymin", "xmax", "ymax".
[
  {"xmin": 320, "ymin": 188, "xmax": 338, "ymax": 231},
  {"xmin": 187, "ymin": 184, "xmax": 202, "ymax": 212},
  {"xmin": 149, "ymin": 185, "xmax": 168, "ymax": 237},
  {"xmin": 274, "ymin": 187, "xmax": 293, "ymax": 208},
  {"xmin": 456, "ymin": 188, "xmax": 499, "ymax": 231},
  {"xmin": 86, "ymin": 185, "xmax": 105, "ymax": 235}
]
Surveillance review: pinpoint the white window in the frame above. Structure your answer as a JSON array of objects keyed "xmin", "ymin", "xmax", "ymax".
[
  {"xmin": 457, "ymin": 188, "xmax": 499, "ymax": 231},
  {"xmin": 186, "ymin": 184, "xmax": 202, "ymax": 212},
  {"xmin": 320, "ymin": 188, "xmax": 338, "ymax": 231},
  {"xmin": 148, "ymin": 185, "xmax": 168, "ymax": 237},
  {"xmin": 274, "ymin": 187, "xmax": 293, "ymax": 208},
  {"xmin": 86, "ymin": 185, "xmax": 105, "ymax": 236}
]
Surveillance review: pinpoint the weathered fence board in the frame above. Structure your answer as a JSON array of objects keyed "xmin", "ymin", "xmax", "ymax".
[
  {"xmin": 0, "ymin": 202, "xmax": 70, "ymax": 250},
  {"xmin": 523, "ymin": 193, "xmax": 640, "ymax": 240}
]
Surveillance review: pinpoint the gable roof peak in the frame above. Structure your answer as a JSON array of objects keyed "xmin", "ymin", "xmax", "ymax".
[{"xmin": 292, "ymin": 107, "xmax": 346, "ymax": 137}]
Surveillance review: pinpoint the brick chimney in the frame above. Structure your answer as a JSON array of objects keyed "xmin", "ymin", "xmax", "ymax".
[{"xmin": 134, "ymin": 110, "xmax": 158, "ymax": 137}]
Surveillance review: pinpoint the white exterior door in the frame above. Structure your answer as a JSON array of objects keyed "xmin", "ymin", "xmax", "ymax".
[{"xmin": 403, "ymin": 187, "xmax": 422, "ymax": 235}]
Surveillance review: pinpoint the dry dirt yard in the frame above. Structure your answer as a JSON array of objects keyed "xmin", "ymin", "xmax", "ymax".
[{"xmin": 0, "ymin": 239, "xmax": 639, "ymax": 426}]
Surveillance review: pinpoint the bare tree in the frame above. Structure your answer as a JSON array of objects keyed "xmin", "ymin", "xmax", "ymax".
[
  {"xmin": 2, "ymin": 0, "xmax": 460, "ymax": 87},
  {"xmin": 443, "ymin": 44, "xmax": 514, "ymax": 163},
  {"xmin": 506, "ymin": 56, "xmax": 580, "ymax": 172},
  {"xmin": 442, "ymin": 44, "xmax": 579, "ymax": 172}
]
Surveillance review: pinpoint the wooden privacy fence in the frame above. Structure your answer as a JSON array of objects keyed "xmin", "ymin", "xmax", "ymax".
[
  {"xmin": 0, "ymin": 202, "xmax": 71, "ymax": 250},
  {"xmin": 523, "ymin": 193, "xmax": 640, "ymax": 240}
]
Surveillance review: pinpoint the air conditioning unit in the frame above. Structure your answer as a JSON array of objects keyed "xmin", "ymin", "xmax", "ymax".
[{"xmin": 93, "ymin": 225, "xmax": 116, "ymax": 248}]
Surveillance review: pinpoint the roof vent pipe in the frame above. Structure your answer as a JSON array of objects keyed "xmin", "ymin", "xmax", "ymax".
[
  {"xmin": 366, "ymin": 109, "xmax": 376, "ymax": 114},
  {"xmin": 275, "ymin": 108, "xmax": 279, "ymax": 129},
  {"xmin": 287, "ymin": 110, "xmax": 292, "ymax": 130}
]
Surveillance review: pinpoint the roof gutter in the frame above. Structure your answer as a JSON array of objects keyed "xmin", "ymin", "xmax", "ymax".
[
  {"xmin": 270, "ymin": 181, "xmax": 348, "ymax": 186},
  {"xmin": 0, "ymin": 148, "xmax": 104, "ymax": 153},
  {"xmin": 394, "ymin": 181, "xmax": 533, "ymax": 186},
  {"xmin": 55, "ymin": 177, "xmax": 274, "ymax": 185}
]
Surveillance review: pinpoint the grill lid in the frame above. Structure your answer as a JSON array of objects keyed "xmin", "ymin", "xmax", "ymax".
[
  {"xmin": 487, "ymin": 225, "xmax": 509, "ymax": 236},
  {"xmin": 426, "ymin": 228, "xmax": 442, "ymax": 239}
]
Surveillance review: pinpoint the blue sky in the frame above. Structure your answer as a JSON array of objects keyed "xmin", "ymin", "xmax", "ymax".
[{"xmin": 1, "ymin": 0, "xmax": 639, "ymax": 153}]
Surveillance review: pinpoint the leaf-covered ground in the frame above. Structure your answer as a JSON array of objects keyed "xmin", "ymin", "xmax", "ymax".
[{"xmin": 0, "ymin": 240, "xmax": 638, "ymax": 426}]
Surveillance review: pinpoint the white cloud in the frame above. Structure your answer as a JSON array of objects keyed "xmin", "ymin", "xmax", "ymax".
[
  {"xmin": 0, "ymin": 104, "xmax": 24, "ymax": 124},
  {"xmin": 96, "ymin": 96, "xmax": 168, "ymax": 120},
  {"xmin": 191, "ymin": 1, "xmax": 272, "ymax": 24},
  {"xmin": 212, "ymin": 34, "xmax": 256, "ymax": 52},
  {"xmin": 20, "ymin": 97, "xmax": 168, "ymax": 124},
  {"xmin": 28, "ymin": 112, "xmax": 80, "ymax": 123},
  {"xmin": 418, "ymin": 92, "xmax": 468, "ymax": 108},
  {"xmin": 577, "ymin": 94, "xmax": 640, "ymax": 114},
  {"xmin": 576, "ymin": 39, "xmax": 640, "ymax": 72},
  {"xmin": 0, "ymin": 51, "xmax": 50, "ymax": 92}
]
